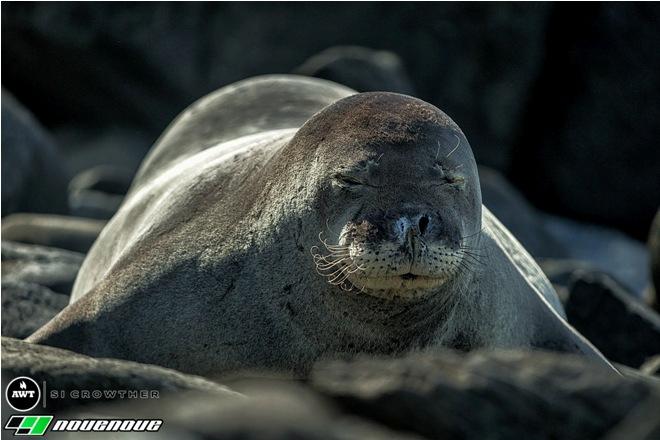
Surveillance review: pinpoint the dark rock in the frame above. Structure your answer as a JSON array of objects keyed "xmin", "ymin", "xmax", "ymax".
[
  {"xmin": 511, "ymin": 3, "xmax": 660, "ymax": 240},
  {"xmin": 1, "ymin": 282, "xmax": 68, "ymax": 339},
  {"xmin": 60, "ymin": 383, "xmax": 416, "ymax": 440},
  {"xmin": 1, "ymin": 214, "xmax": 106, "ymax": 254},
  {"xmin": 1, "ymin": 90, "xmax": 69, "ymax": 216},
  {"xmin": 68, "ymin": 189, "xmax": 124, "ymax": 220},
  {"xmin": 1, "ymin": 241, "xmax": 84, "ymax": 295},
  {"xmin": 648, "ymin": 210, "xmax": 660, "ymax": 311},
  {"xmin": 564, "ymin": 272, "xmax": 660, "ymax": 368},
  {"xmin": 1, "ymin": 337, "xmax": 240, "ymax": 413},
  {"xmin": 68, "ymin": 165, "xmax": 134, "ymax": 196},
  {"xmin": 602, "ymin": 394, "xmax": 660, "ymax": 440},
  {"xmin": 311, "ymin": 350, "xmax": 660, "ymax": 440},
  {"xmin": 479, "ymin": 165, "xmax": 565, "ymax": 259},
  {"xmin": 2, "ymin": 3, "xmax": 552, "ymax": 171},
  {"xmin": 54, "ymin": 125, "xmax": 153, "ymax": 177},
  {"xmin": 542, "ymin": 215, "xmax": 650, "ymax": 298},
  {"xmin": 295, "ymin": 46, "xmax": 415, "ymax": 95},
  {"xmin": 479, "ymin": 166, "xmax": 649, "ymax": 299},
  {"xmin": 640, "ymin": 355, "xmax": 660, "ymax": 377}
]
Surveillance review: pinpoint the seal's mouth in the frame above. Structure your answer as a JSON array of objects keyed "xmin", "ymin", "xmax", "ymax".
[{"xmin": 351, "ymin": 272, "xmax": 448, "ymax": 293}]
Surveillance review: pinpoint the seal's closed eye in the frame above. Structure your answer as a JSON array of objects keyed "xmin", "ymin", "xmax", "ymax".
[
  {"xmin": 432, "ymin": 163, "xmax": 466, "ymax": 187},
  {"xmin": 333, "ymin": 173, "xmax": 368, "ymax": 189}
]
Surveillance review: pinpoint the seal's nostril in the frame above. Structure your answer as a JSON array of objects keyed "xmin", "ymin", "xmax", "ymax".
[{"xmin": 418, "ymin": 216, "xmax": 429, "ymax": 235}]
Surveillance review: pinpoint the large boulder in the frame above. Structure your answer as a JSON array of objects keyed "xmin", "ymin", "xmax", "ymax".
[
  {"xmin": 1, "ymin": 282, "xmax": 68, "ymax": 339},
  {"xmin": 648, "ymin": 210, "xmax": 660, "ymax": 311},
  {"xmin": 2, "ymin": 3, "xmax": 551, "ymax": 170},
  {"xmin": 564, "ymin": 272, "xmax": 660, "ymax": 368},
  {"xmin": 295, "ymin": 46, "xmax": 415, "ymax": 95},
  {"xmin": 1, "ymin": 214, "xmax": 106, "ymax": 254},
  {"xmin": 1, "ymin": 241, "xmax": 84, "ymax": 295},
  {"xmin": 1, "ymin": 337, "xmax": 240, "ymax": 412},
  {"xmin": 510, "ymin": 3, "xmax": 660, "ymax": 240},
  {"xmin": 1, "ymin": 90, "xmax": 69, "ymax": 216},
  {"xmin": 59, "ymin": 384, "xmax": 416, "ymax": 440},
  {"xmin": 311, "ymin": 350, "xmax": 660, "ymax": 440}
]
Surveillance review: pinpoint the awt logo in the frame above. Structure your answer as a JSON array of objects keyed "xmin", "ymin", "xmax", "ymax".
[{"xmin": 5, "ymin": 377, "xmax": 41, "ymax": 412}]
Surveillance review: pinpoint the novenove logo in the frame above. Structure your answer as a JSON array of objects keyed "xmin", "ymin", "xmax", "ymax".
[
  {"xmin": 4, "ymin": 416, "xmax": 53, "ymax": 436},
  {"xmin": 5, "ymin": 377, "xmax": 41, "ymax": 412}
]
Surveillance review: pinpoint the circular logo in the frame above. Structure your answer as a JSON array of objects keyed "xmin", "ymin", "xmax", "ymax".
[{"xmin": 5, "ymin": 376, "xmax": 41, "ymax": 412}]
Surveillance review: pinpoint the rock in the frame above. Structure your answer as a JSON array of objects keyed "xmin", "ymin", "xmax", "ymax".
[
  {"xmin": 648, "ymin": 210, "xmax": 660, "ymax": 311},
  {"xmin": 511, "ymin": 3, "xmax": 660, "ymax": 240},
  {"xmin": 602, "ymin": 394, "xmax": 660, "ymax": 440},
  {"xmin": 295, "ymin": 46, "xmax": 415, "ymax": 95},
  {"xmin": 1, "ymin": 90, "xmax": 69, "ymax": 216},
  {"xmin": 1, "ymin": 282, "xmax": 69, "ymax": 339},
  {"xmin": 479, "ymin": 165, "xmax": 565, "ymax": 259},
  {"xmin": 68, "ymin": 165, "xmax": 134, "ymax": 196},
  {"xmin": 479, "ymin": 166, "xmax": 649, "ymax": 299},
  {"xmin": 542, "ymin": 215, "xmax": 650, "ymax": 298},
  {"xmin": 1, "ymin": 214, "xmax": 106, "ymax": 254},
  {"xmin": 2, "ymin": 3, "xmax": 551, "ymax": 171},
  {"xmin": 60, "ymin": 383, "xmax": 416, "ymax": 440},
  {"xmin": 54, "ymin": 125, "xmax": 153, "ymax": 177},
  {"xmin": 311, "ymin": 350, "xmax": 660, "ymax": 440},
  {"xmin": 640, "ymin": 356, "xmax": 660, "ymax": 377},
  {"xmin": 1, "ymin": 337, "xmax": 240, "ymax": 412},
  {"xmin": 564, "ymin": 272, "xmax": 660, "ymax": 368},
  {"xmin": 1, "ymin": 241, "xmax": 84, "ymax": 295},
  {"xmin": 68, "ymin": 189, "xmax": 124, "ymax": 220}
]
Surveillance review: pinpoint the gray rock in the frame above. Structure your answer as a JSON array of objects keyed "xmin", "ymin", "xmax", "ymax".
[
  {"xmin": 1, "ymin": 281, "xmax": 69, "ymax": 338},
  {"xmin": 564, "ymin": 272, "xmax": 660, "ymax": 368},
  {"xmin": 1, "ymin": 214, "xmax": 106, "ymax": 253},
  {"xmin": 295, "ymin": 46, "xmax": 415, "ymax": 95},
  {"xmin": 1, "ymin": 241, "xmax": 84, "ymax": 295},
  {"xmin": 640, "ymin": 355, "xmax": 660, "ymax": 377},
  {"xmin": 58, "ymin": 383, "xmax": 418, "ymax": 440},
  {"xmin": 510, "ymin": 3, "xmax": 660, "ymax": 240},
  {"xmin": 2, "ymin": 3, "xmax": 551, "ymax": 170},
  {"xmin": 648, "ymin": 210, "xmax": 660, "ymax": 311},
  {"xmin": 479, "ymin": 165, "xmax": 565, "ymax": 259},
  {"xmin": 1, "ymin": 337, "xmax": 240, "ymax": 413},
  {"xmin": 542, "ymin": 214, "xmax": 650, "ymax": 298},
  {"xmin": 602, "ymin": 394, "xmax": 660, "ymax": 440},
  {"xmin": 68, "ymin": 165, "xmax": 134, "ymax": 196},
  {"xmin": 311, "ymin": 350, "xmax": 660, "ymax": 440},
  {"xmin": 1, "ymin": 90, "xmax": 69, "ymax": 216},
  {"xmin": 68, "ymin": 189, "xmax": 124, "ymax": 220}
]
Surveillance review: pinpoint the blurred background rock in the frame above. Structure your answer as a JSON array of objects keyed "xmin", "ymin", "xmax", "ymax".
[
  {"xmin": 3, "ymin": 2, "xmax": 658, "ymax": 237},
  {"xmin": 2, "ymin": 3, "xmax": 659, "ymax": 303}
]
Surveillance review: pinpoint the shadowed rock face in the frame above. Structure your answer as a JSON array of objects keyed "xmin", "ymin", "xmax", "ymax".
[
  {"xmin": 310, "ymin": 350, "xmax": 660, "ymax": 440},
  {"xmin": 564, "ymin": 272, "xmax": 660, "ymax": 368},
  {"xmin": 1, "ymin": 337, "xmax": 241, "ymax": 413},
  {"xmin": 15, "ymin": 348, "xmax": 659, "ymax": 439},
  {"xmin": 1, "ymin": 90, "xmax": 69, "ymax": 217}
]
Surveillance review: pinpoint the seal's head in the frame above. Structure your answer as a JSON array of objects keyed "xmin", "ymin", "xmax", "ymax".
[{"xmin": 288, "ymin": 92, "xmax": 482, "ymax": 300}]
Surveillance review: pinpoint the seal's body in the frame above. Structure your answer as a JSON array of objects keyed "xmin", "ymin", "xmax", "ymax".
[{"xmin": 30, "ymin": 76, "xmax": 613, "ymax": 376}]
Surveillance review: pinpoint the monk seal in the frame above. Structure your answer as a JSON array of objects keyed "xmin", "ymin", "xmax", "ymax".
[{"xmin": 29, "ymin": 75, "xmax": 616, "ymax": 376}]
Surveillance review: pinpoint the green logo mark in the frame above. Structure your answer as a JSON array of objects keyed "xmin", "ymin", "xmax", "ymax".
[{"xmin": 4, "ymin": 415, "xmax": 53, "ymax": 436}]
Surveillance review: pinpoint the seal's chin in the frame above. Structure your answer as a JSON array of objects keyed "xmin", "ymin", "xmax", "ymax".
[{"xmin": 347, "ymin": 272, "xmax": 448, "ymax": 298}]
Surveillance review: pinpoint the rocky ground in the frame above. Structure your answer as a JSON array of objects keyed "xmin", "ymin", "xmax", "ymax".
[{"xmin": 2, "ymin": 3, "xmax": 660, "ymax": 438}]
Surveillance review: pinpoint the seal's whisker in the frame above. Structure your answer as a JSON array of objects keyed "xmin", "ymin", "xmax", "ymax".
[
  {"xmin": 322, "ymin": 264, "xmax": 353, "ymax": 279},
  {"xmin": 460, "ymin": 227, "xmax": 484, "ymax": 240},
  {"xmin": 315, "ymin": 258, "xmax": 349, "ymax": 270},
  {"xmin": 445, "ymin": 134, "xmax": 461, "ymax": 158}
]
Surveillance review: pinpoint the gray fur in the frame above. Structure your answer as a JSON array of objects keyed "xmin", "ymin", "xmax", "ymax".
[{"xmin": 29, "ymin": 75, "xmax": 615, "ymax": 376}]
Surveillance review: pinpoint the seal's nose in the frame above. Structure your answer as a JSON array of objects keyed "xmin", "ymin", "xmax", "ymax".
[
  {"xmin": 396, "ymin": 214, "xmax": 430, "ymax": 241},
  {"xmin": 418, "ymin": 215, "xmax": 430, "ymax": 235}
]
